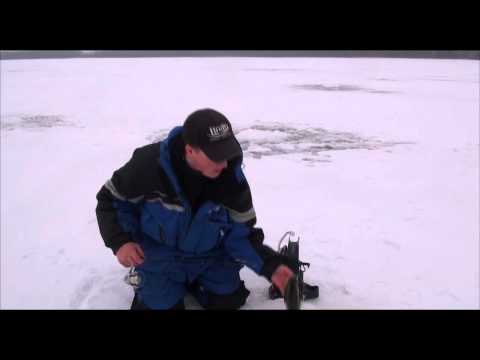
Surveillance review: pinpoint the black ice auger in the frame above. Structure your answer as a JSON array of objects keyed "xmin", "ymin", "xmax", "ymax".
[{"xmin": 268, "ymin": 231, "xmax": 319, "ymax": 309}]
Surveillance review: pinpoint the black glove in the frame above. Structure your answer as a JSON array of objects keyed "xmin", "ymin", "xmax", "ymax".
[{"xmin": 258, "ymin": 245, "xmax": 300, "ymax": 281}]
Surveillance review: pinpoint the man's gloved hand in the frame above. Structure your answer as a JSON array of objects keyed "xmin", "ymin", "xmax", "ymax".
[
  {"xmin": 116, "ymin": 242, "xmax": 145, "ymax": 267},
  {"xmin": 271, "ymin": 265, "xmax": 294, "ymax": 296}
]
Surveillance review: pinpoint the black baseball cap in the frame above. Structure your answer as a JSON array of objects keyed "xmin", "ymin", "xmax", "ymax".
[{"xmin": 182, "ymin": 108, "xmax": 242, "ymax": 162}]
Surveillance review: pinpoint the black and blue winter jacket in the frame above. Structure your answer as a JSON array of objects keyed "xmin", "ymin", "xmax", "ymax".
[{"xmin": 96, "ymin": 126, "xmax": 290, "ymax": 281}]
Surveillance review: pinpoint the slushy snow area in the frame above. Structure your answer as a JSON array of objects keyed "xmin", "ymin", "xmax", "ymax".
[{"xmin": 1, "ymin": 57, "xmax": 478, "ymax": 309}]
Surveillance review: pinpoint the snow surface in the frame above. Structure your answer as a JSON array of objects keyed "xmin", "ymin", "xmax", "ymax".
[{"xmin": 1, "ymin": 57, "xmax": 478, "ymax": 309}]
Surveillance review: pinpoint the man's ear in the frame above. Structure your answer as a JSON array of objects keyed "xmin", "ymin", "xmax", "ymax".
[{"xmin": 185, "ymin": 144, "xmax": 194, "ymax": 155}]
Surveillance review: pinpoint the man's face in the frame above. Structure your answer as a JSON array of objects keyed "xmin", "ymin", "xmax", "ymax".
[{"xmin": 185, "ymin": 145, "xmax": 228, "ymax": 179}]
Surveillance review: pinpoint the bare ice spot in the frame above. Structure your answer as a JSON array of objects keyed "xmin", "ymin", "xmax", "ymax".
[
  {"xmin": 290, "ymin": 84, "xmax": 398, "ymax": 94},
  {"xmin": 146, "ymin": 123, "xmax": 413, "ymax": 166},
  {"xmin": 1, "ymin": 114, "xmax": 76, "ymax": 131},
  {"xmin": 235, "ymin": 124, "xmax": 410, "ymax": 160}
]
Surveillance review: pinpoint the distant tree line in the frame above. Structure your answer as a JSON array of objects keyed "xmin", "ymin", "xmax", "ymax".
[{"xmin": 1, "ymin": 50, "xmax": 479, "ymax": 60}]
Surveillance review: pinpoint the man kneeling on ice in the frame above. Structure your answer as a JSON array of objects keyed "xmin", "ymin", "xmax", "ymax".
[{"xmin": 95, "ymin": 108, "xmax": 299, "ymax": 309}]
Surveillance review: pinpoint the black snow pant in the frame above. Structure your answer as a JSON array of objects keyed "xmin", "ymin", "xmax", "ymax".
[{"xmin": 130, "ymin": 280, "xmax": 250, "ymax": 310}]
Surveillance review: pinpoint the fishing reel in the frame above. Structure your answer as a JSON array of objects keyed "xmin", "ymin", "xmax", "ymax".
[
  {"xmin": 124, "ymin": 267, "xmax": 143, "ymax": 290},
  {"xmin": 268, "ymin": 231, "xmax": 319, "ymax": 308}
]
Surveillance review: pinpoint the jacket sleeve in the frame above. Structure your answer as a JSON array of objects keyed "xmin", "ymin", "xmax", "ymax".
[
  {"xmin": 96, "ymin": 147, "xmax": 156, "ymax": 254},
  {"xmin": 222, "ymin": 164, "xmax": 298, "ymax": 281}
]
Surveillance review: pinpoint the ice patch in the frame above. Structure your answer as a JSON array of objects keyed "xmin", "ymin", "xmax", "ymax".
[
  {"xmin": 290, "ymin": 84, "xmax": 398, "ymax": 94},
  {"xmin": 0, "ymin": 114, "xmax": 76, "ymax": 131},
  {"xmin": 235, "ymin": 123, "xmax": 410, "ymax": 159},
  {"xmin": 146, "ymin": 123, "xmax": 412, "ymax": 163}
]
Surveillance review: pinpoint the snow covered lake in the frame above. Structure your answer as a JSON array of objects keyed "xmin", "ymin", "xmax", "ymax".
[{"xmin": 1, "ymin": 56, "xmax": 478, "ymax": 309}]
